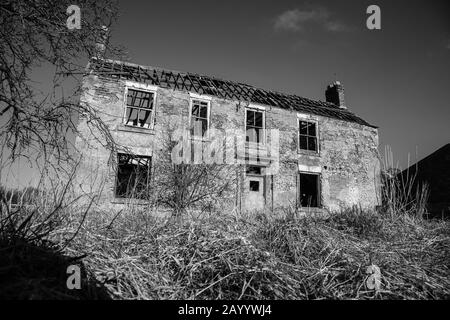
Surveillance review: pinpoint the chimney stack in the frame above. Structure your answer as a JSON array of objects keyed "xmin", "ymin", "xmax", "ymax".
[
  {"xmin": 95, "ymin": 25, "xmax": 109, "ymax": 58},
  {"xmin": 325, "ymin": 81, "xmax": 346, "ymax": 109}
]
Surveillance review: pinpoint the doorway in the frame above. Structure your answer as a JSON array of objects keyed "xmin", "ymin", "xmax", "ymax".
[{"xmin": 299, "ymin": 172, "xmax": 320, "ymax": 207}]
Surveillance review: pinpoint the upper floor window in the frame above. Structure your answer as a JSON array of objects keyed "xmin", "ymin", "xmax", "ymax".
[
  {"xmin": 246, "ymin": 109, "xmax": 265, "ymax": 144},
  {"xmin": 189, "ymin": 99, "xmax": 210, "ymax": 138},
  {"xmin": 299, "ymin": 120, "xmax": 318, "ymax": 152},
  {"xmin": 124, "ymin": 88, "xmax": 155, "ymax": 129}
]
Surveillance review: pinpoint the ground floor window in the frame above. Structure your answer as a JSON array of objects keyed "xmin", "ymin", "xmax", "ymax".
[
  {"xmin": 249, "ymin": 180, "xmax": 260, "ymax": 192},
  {"xmin": 115, "ymin": 153, "xmax": 152, "ymax": 199},
  {"xmin": 246, "ymin": 165, "xmax": 265, "ymax": 193},
  {"xmin": 299, "ymin": 173, "xmax": 320, "ymax": 207}
]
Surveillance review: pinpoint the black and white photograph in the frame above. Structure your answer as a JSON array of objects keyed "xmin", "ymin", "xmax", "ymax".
[{"xmin": 0, "ymin": 0, "xmax": 449, "ymax": 309}]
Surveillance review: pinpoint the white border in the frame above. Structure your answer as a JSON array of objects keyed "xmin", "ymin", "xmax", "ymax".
[
  {"xmin": 124, "ymin": 80, "xmax": 158, "ymax": 92},
  {"xmin": 296, "ymin": 112, "xmax": 318, "ymax": 120},
  {"xmin": 298, "ymin": 164, "xmax": 322, "ymax": 173},
  {"xmin": 130, "ymin": 147, "xmax": 153, "ymax": 157},
  {"xmin": 248, "ymin": 103, "xmax": 266, "ymax": 111},
  {"xmin": 189, "ymin": 92, "xmax": 212, "ymax": 101}
]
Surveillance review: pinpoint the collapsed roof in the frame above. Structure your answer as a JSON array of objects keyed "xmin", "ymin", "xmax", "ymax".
[{"xmin": 88, "ymin": 58, "xmax": 376, "ymax": 128}]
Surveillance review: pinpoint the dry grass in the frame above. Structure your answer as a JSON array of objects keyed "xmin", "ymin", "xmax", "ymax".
[
  {"xmin": 0, "ymin": 196, "xmax": 108, "ymax": 299},
  {"xmin": 1, "ymin": 183, "xmax": 449, "ymax": 300},
  {"xmin": 58, "ymin": 207, "xmax": 449, "ymax": 300}
]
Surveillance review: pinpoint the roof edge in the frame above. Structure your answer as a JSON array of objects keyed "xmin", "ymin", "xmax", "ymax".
[{"xmin": 88, "ymin": 57, "xmax": 378, "ymax": 129}]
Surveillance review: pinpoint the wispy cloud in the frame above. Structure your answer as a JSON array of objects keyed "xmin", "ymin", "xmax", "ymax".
[
  {"xmin": 273, "ymin": 6, "xmax": 351, "ymax": 33},
  {"xmin": 324, "ymin": 21, "xmax": 352, "ymax": 32}
]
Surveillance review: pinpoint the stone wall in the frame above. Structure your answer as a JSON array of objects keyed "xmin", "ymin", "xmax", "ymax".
[{"xmin": 75, "ymin": 74, "xmax": 381, "ymax": 213}]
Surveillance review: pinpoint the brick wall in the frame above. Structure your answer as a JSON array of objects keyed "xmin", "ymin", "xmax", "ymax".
[{"xmin": 75, "ymin": 74, "xmax": 381, "ymax": 213}]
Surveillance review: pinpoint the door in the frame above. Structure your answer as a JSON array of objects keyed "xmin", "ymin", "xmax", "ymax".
[{"xmin": 243, "ymin": 165, "xmax": 266, "ymax": 211}]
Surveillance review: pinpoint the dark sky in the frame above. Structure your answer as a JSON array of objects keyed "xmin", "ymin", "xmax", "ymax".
[
  {"xmin": 2, "ymin": 0, "xmax": 450, "ymax": 187},
  {"xmin": 111, "ymin": 0, "xmax": 449, "ymax": 168}
]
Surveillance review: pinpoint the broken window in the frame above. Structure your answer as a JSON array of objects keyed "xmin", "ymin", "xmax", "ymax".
[
  {"xmin": 115, "ymin": 153, "xmax": 152, "ymax": 199},
  {"xmin": 299, "ymin": 173, "xmax": 320, "ymax": 207},
  {"xmin": 246, "ymin": 109, "xmax": 264, "ymax": 144},
  {"xmin": 190, "ymin": 99, "xmax": 209, "ymax": 137},
  {"xmin": 299, "ymin": 120, "xmax": 318, "ymax": 152},
  {"xmin": 124, "ymin": 88, "xmax": 155, "ymax": 128}
]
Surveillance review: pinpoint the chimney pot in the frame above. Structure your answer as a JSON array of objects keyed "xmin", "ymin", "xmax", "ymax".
[{"xmin": 95, "ymin": 25, "xmax": 109, "ymax": 58}]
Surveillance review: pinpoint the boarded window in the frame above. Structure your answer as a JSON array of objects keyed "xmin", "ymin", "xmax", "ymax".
[
  {"xmin": 246, "ymin": 109, "xmax": 264, "ymax": 143},
  {"xmin": 299, "ymin": 173, "xmax": 320, "ymax": 207},
  {"xmin": 115, "ymin": 153, "xmax": 152, "ymax": 199},
  {"xmin": 190, "ymin": 99, "xmax": 209, "ymax": 137},
  {"xmin": 125, "ymin": 89, "xmax": 154, "ymax": 128},
  {"xmin": 299, "ymin": 120, "xmax": 318, "ymax": 152},
  {"xmin": 249, "ymin": 180, "xmax": 260, "ymax": 192}
]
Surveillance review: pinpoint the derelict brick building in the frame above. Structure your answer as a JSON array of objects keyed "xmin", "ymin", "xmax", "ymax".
[{"xmin": 75, "ymin": 58, "xmax": 381, "ymax": 213}]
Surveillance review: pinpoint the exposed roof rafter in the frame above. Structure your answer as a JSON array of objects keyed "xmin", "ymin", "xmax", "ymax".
[{"xmin": 88, "ymin": 58, "xmax": 376, "ymax": 128}]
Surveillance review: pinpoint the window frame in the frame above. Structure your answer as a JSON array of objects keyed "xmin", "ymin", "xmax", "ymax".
[
  {"xmin": 298, "ymin": 118, "xmax": 319, "ymax": 153},
  {"xmin": 122, "ymin": 83, "xmax": 158, "ymax": 130},
  {"xmin": 188, "ymin": 97, "xmax": 211, "ymax": 140},
  {"xmin": 245, "ymin": 164, "xmax": 264, "ymax": 176},
  {"xmin": 246, "ymin": 164, "xmax": 266, "ymax": 196},
  {"xmin": 245, "ymin": 106, "xmax": 266, "ymax": 146},
  {"xmin": 114, "ymin": 153, "xmax": 152, "ymax": 200},
  {"xmin": 298, "ymin": 171, "xmax": 321, "ymax": 208},
  {"xmin": 249, "ymin": 180, "xmax": 260, "ymax": 192}
]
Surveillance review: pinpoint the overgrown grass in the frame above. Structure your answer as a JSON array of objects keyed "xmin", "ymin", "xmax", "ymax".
[
  {"xmin": 1, "ymin": 189, "xmax": 449, "ymax": 299},
  {"xmin": 0, "ymin": 184, "xmax": 108, "ymax": 299},
  {"xmin": 59, "ymin": 207, "xmax": 449, "ymax": 300}
]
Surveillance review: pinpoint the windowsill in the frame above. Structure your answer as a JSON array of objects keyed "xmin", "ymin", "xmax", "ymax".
[
  {"xmin": 117, "ymin": 124, "xmax": 155, "ymax": 135},
  {"xmin": 298, "ymin": 149, "xmax": 320, "ymax": 157}
]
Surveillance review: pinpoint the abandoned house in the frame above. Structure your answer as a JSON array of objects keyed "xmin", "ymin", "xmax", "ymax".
[{"xmin": 75, "ymin": 57, "xmax": 381, "ymax": 213}]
